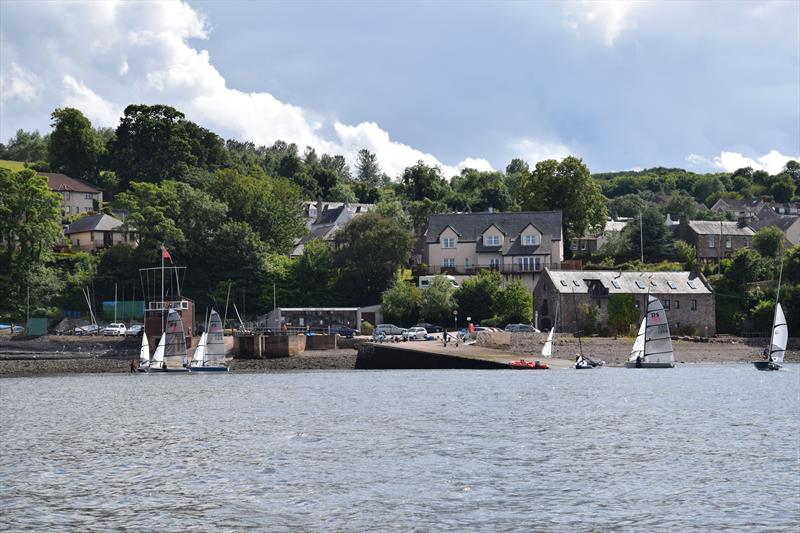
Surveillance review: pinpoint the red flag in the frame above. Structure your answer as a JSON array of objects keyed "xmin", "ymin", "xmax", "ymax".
[{"xmin": 161, "ymin": 245, "xmax": 173, "ymax": 263}]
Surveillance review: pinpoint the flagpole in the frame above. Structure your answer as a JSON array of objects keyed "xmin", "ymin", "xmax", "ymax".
[{"xmin": 161, "ymin": 244, "xmax": 165, "ymax": 335}]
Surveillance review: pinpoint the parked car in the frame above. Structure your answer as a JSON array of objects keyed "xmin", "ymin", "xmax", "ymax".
[
  {"xmin": 375, "ymin": 324, "xmax": 406, "ymax": 336},
  {"xmin": 74, "ymin": 324, "xmax": 101, "ymax": 336},
  {"xmin": 0, "ymin": 324, "xmax": 25, "ymax": 335},
  {"xmin": 102, "ymin": 323, "xmax": 127, "ymax": 336},
  {"xmin": 125, "ymin": 324, "xmax": 144, "ymax": 337},
  {"xmin": 504, "ymin": 323, "xmax": 539, "ymax": 333},
  {"xmin": 414, "ymin": 322, "xmax": 442, "ymax": 333},
  {"xmin": 402, "ymin": 327, "xmax": 428, "ymax": 340},
  {"xmin": 331, "ymin": 325, "xmax": 358, "ymax": 338}
]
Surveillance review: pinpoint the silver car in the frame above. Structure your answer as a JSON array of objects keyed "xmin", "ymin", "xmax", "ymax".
[
  {"xmin": 375, "ymin": 324, "xmax": 405, "ymax": 336},
  {"xmin": 402, "ymin": 327, "xmax": 428, "ymax": 340}
]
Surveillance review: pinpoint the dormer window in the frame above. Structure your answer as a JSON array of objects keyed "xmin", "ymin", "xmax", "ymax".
[
  {"xmin": 524, "ymin": 235, "xmax": 539, "ymax": 246},
  {"xmin": 442, "ymin": 237, "xmax": 456, "ymax": 249},
  {"xmin": 486, "ymin": 235, "xmax": 500, "ymax": 246}
]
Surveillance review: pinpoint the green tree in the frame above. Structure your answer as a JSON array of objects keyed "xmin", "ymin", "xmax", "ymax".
[
  {"xmin": 48, "ymin": 108, "xmax": 100, "ymax": 182},
  {"xmin": 492, "ymin": 280, "xmax": 532, "ymax": 325},
  {"xmin": 769, "ymin": 175, "xmax": 796, "ymax": 203},
  {"xmin": 579, "ymin": 303, "xmax": 601, "ymax": 335},
  {"xmin": 0, "ymin": 169, "xmax": 62, "ymax": 263},
  {"xmin": 607, "ymin": 294, "xmax": 640, "ymax": 335},
  {"xmin": 333, "ymin": 211, "xmax": 414, "ymax": 306},
  {"xmin": 752, "ymin": 226, "xmax": 785, "ymax": 258},
  {"xmin": 619, "ymin": 207, "xmax": 675, "ymax": 262},
  {"xmin": 401, "ymin": 161, "xmax": 448, "ymax": 202},
  {"xmin": 420, "ymin": 275, "xmax": 457, "ymax": 326},
  {"xmin": 674, "ymin": 240, "xmax": 697, "ymax": 271},
  {"xmin": 455, "ymin": 270, "xmax": 502, "ymax": 323},
  {"xmin": 784, "ymin": 245, "xmax": 800, "ymax": 282},
  {"xmin": 356, "ymin": 148, "xmax": 383, "ymax": 188},
  {"xmin": 725, "ymin": 248, "xmax": 767, "ymax": 286},
  {"xmin": 692, "ymin": 175, "xmax": 724, "ymax": 206},
  {"xmin": 4, "ymin": 129, "xmax": 49, "ymax": 161},
  {"xmin": 518, "ymin": 156, "xmax": 607, "ymax": 241},
  {"xmin": 382, "ymin": 277, "xmax": 422, "ymax": 326}
]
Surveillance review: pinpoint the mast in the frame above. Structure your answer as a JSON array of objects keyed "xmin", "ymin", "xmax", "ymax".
[
  {"xmin": 161, "ymin": 244, "xmax": 165, "ymax": 335},
  {"xmin": 642, "ymin": 281, "xmax": 651, "ymax": 360},
  {"xmin": 571, "ymin": 287, "xmax": 583, "ymax": 358},
  {"xmin": 769, "ymin": 251, "xmax": 785, "ymax": 355},
  {"xmin": 114, "ymin": 282, "xmax": 117, "ymax": 323}
]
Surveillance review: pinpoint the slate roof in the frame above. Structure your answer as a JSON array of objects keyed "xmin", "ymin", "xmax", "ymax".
[
  {"xmin": 39, "ymin": 172, "xmax": 101, "ymax": 193},
  {"xmin": 543, "ymin": 269, "xmax": 712, "ymax": 295},
  {"xmin": 711, "ymin": 198, "xmax": 763, "ymax": 210},
  {"xmin": 315, "ymin": 205, "xmax": 351, "ymax": 225},
  {"xmin": 65, "ymin": 214, "xmax": 123, "ymax": 234},
  {"xmin": 687, "ymin": 220, "xmax": 754, "ymax": 236},
  {"xmin": 748, "ymin": 215, "xmax": 799, "ymax": 233},
  {"xmin": 426, "ymin": 211, "xmax": 562, "ymax": 253}
]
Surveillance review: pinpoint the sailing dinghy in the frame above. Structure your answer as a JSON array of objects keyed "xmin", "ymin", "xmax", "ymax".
[
  {"xmin": 136, "ymin": 333, "xmax": 151, "ymax": 373},
  {"xmin": 155, "ymin": 308, "xmax": 189, "ymax": 372},
  {"xmin": 625, "ymin": 295, "xmax": 675, "ymax": 368},
  {"xmin": 190, "ymin": 310, "xmax": 229, "ymax": 372},
  {"xmin": 752, "ymin": 303, "xmax": 787, "ymax": 371}
]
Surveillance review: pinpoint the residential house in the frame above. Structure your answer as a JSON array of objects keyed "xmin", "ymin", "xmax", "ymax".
[
  {"xmin": 533, "ymin": 269, "xmax": 715, "ymax": 336},
  {"xmin": 64, "ymin": 213, "xmax": 136, "ymax": 252},
  {"xmin": 291, "ymin": 202, "xmax": 373, "ymax": 256},
  {"xmin": 40, "ymin": 172, "xmax": 103, "ymax": 216},
  {"xmin": 748, "ymin": 214, "xmax": 800, "ymax": 247},
  {"xmin": 675, "ymin": 219, "xmax": 754, "ymax": 261},
  {"xmin": 710, "ymin": 198, "xmax": 764, "ymax": 221},
  {"xmin": 420, "ymin": 211, "xmax": 563, "ymax": 289},
  {"xmin": 572, "ymin": 217, "xmax": 631, "ymax": 255}
]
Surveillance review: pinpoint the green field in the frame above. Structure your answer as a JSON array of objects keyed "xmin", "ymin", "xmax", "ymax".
[{"xmin": 0, "ymin": 160, "xmax": 27, "ymax": 171}]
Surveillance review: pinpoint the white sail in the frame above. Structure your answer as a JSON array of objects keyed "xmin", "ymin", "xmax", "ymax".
[
  {"xmin": 542, "ymin": 328, "xmax": 554, "ymax": 357},
  {"xmin": 643, "ymin": 296, "xmax": 674, "ymax": 364},
  {"xmin": 191, "ymin": 332, "xmax": 207, "ymax": 366},
  {"xmin": 629, "ymin": 316, "xmax": 647, "ymax": 361},
  {"xmin": 164, "ymin": 309, "xmax": 187, "ymax": 367},
  {"xmin": 139, "ymin": 333, "xmax": 150, "ymax": 367},
  {"xmin": 205, "ymin": 310, "xmax": 226, "ymax": 363},
  {"xmin": 152, "ymin": 334, "xmax": 165, "ymax": 364},
  {"xmin": 770, "ymin": 303, "xmax": 788, "ymax": 363}
]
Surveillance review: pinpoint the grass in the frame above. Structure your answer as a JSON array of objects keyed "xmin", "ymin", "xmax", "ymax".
[{"xmin": 0, "ymin": 159, "xmax": 27, "ymax": 171}]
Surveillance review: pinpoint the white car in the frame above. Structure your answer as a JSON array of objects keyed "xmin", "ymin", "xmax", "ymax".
[
  {"xmin": 402, "ymin": 326, "xmax": 428, "ymax": 340},
  {"xmin": 102, "ymin": 323, "xmax": 127, "ymax": 336}
]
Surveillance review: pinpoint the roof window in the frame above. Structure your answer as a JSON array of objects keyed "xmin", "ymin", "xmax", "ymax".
[
  {"xmin": 650, "ymin": 281, "xmax": 657, "ymax": 287},
  {"xmin": 667, "ymin": 281, "xmax": 677, "ymax": 289},
  {"xmin": 687, "ymin": 281, "xmax": 696, "ymax": 289},
  {"xmin": 560, "ymin": 280, "xmax": 568, "ymax": 287},
  {"xmin": 635, "ymin": 281, "xmax": 645, "ymax": 289},
  {"xmin": 572, "ymin": 280, "xmax": 581, "ymax": 287},
  {"xmin": 611, "ymin": 280, "xmax": 621, "ymax": 289}
]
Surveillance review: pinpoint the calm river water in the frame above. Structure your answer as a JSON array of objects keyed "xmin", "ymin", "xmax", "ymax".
[{"xmin": 1, "ymin": 365, "xmax": 798, "ymax": 531}]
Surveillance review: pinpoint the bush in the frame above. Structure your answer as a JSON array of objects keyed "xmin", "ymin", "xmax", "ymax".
[
  {"xmin": 579, "ymin": 303, "xmax": 600, "ymax": 335},
  {"xmin": 361, "ymin": 321, "xmax": 374, "ymax": 335},
  {"xmin": 607, "ymin": 294, "xmax": 639, "ymax": 335}
]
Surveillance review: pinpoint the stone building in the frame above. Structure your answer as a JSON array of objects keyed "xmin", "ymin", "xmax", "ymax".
[
  {"xmin": 533, "ymin": 269, "xmax": 716, "ymax": 336},
  {"xmin": 675, "ymin": 219, "xmax": 754, "ymax": 262},
  {"xmin": 40, "ymin": 172, "xmax": 103, "ymax": 216}
]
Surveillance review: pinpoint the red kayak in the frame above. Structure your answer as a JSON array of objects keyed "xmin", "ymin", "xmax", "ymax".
[{"xmin": 509, "ymin": 359, "xmax": 549, "ymax": 370}]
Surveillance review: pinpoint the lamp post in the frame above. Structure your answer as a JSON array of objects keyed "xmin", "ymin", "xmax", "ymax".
[{"xmin": 453, "ymin": 309, "xmax": 458, "ymax": 332}]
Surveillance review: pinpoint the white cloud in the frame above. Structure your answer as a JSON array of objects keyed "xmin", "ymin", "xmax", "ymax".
[
  {"xmin": 688, "ymin": 150, "xmax": 799, "ymax": 175},
  {"xmin": 61, "ymin": 75, "xmax": 123, "ymax": 127},
  {"xmin": 0, "ymin": 63, "xmax": 42, "ymax": 104},
  {"xmin": 510, "ymin": 138, "xmax": 574, "ymax": 164},
  {"xmin": 118, "ymin": 61, "xmax": 129, "ymax": 76},
  {"xmin": 564, "ymin": 1, "xmax": 641, "ymax": 46},
  {"xmin": 456, "ymin": 158, "xmax": 494, "ymax": 172}
]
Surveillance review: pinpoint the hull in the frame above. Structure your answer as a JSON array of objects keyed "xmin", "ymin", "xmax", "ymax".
[
  {"xmin": 146, "ymin": 367, "xmax": 189, "ymax": 373},
  {"xmin": 190, "ymin": 366, "xmax": 229, "ymax": 372},
  {"xmin": 752, "ymin": 360, "xmax": 781, "ymax": 371},
  {"xmin": 625, "ymin": 361, "xmax": 675, "ymax": 368},
  {"xmin": 135, "ymin": 367, "xmax": 149, "ymax": 373}
]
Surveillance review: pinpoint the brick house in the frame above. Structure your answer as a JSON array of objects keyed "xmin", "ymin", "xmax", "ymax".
[
  {"xmin": 675, "ymin": 219, "xmax": 754, "ymax": 262},
  {"xmin": 533, "ymin": 269, "xmax": 716, "ymax": 336},
  {"xmin": 420, "ymin": 211, "xmax": 563, "ymax": 289},
  {"xmin": 40, "ymin": 172, "xmax": 103, "ymax": 216},
  {"xmin": 64, "ymin": 213, "xmax": 136, "ymax": 252}
]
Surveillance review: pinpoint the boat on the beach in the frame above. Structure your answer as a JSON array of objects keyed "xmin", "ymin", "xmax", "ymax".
[
  {"xmin": 509, "ymin": 359, "xmax": 549, "ymax": 369},
  {"xmin": 752, "ymin": 303, "xmax": 787, "ymax": 371},
  {"xmin": 190, "ymin": 310, "xmax": 229, "ymax": 372},
  {"xmin": 570, "ymin": 290, "xmax": 604, "ymax": 369},
  {"xmin": 625, "ymin": 295, "xmax": 675, "ymax": 368},
  {"xmin": 136, "ymin": 332, "xmax": 150, "ymax": 373}
]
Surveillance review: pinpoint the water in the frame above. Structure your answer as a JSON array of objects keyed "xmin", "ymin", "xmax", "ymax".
[{"xmin": 1, "ymin": 365, "xmax": 798, "ymax": 531}]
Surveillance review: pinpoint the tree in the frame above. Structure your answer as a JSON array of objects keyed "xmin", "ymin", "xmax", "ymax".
[
  {"xmin": 0, "ymin": 169, "xmax": 62, "ymax": 264},
  {"xmin": 48, "ymin": 108, "xmax": 100, "ymax": 182},
  {"xmin": 769, "ymin": 175, "xmax": 795, "ymax": 203},
  {"xmin": 607, "ymin": 294, "xmax": 640, "ymax": 335},
  {"xmin": 356, "ymin": 149, "xmax": 382, "ymax": 188},
  {"xmin": 725, "ymin": 248, "xmax": 767, "ymax": 286},
  {"xmin": 382, "ymin": 277, "xmax": 422, "ymax": 326},
  {"xmin": 455, "ymin": 270, "xmax": 502, "ymax": 324},
  {"xmin": 3, "ymin": 129, "xmax": 49, "ymax": 162},
  {"xmin": 420, "ymin": 276, "xmax": 457, "ymax": 326},
  {"xmin": 492, "ymin": 280, "xmax": 532, "ymax": 325},
  {"xmin": 608, "ymin": 193, "xmax": 647, "ymax": 218},
  {"xmin": 674, "ymin": 240, "xmax": 697, "ymax": 271},
  {"xmin": 333, "ymin": 211, "xmax": 414, "ymax": 305},
  {"xmin": 401, "ymin": 161, "xmax": 448, "ymax": 202},
  {"xmin": 579, "ymin": 303, "xmax": 601, "ymax": 335},
  {"xmin": 692, "ymin": 175, "xmax": 724, "ymax": 206},
  {"xmin": 109, "ymin": 104, "xmax": 197, "ymax": 188},
  {"xmin": 619, "ymin": 207, "xmax": 675, "ymax": 262},
  {"xmin": 752, "ymin": 226, "xmax": 784, "ymax": 258},
  {"xmin": 518, "ymin": 156, "xmax": 607, "ymax": 241},
  {"xmin": 784, "ymin": 245, "xmax": 800, "ymax": 282}
]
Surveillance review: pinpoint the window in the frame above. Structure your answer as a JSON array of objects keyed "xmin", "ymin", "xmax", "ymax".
[
  {"xmin": 708, "ymin": 236, "xmax": 716, "ymax": 248},
  {"xmin": 560, "ymin": 280, "xmax": 568, "ymax": 287},
  {"xmin": 674, "ymin": 300, "xmax": 680, "ymax": 309},
  {"xmin": 572, "ymin": 280, "xmax": 581, "ymax": 287},
  {"xmin": 635, "ymin": 281, "xmax": 645, "ymax": 289},
  {"xmin": 464, "ymin": 258, "xmax": 470, "ymax": 267},
  {"xmin": 63, "ymin": 191, "xmax": 71, "ymax": 200},
  {"xmin": 534, "ymin": 257, "xmax": 542, "ymax": 271},
  {"xmin": 691, "ymin": 299, "xmax": 697, "ymax": 311},
  {"xmin": 443, "ymin": 258, "xmax": 455, "ymax": 267},
  {"xmin": 650, "ymin": 281, "xmax": 657, "ymax": 287},
  {"xmin": 442, "ymin": 237, "xmax": 456, "ymax": 249},
  {"xmin": 76, "ymin": 239, "xmax": 80, "ymax": 246},
  {"xmin": 612, "ymin": 280, "xmax": 621, "ymax": 289},
  {"xmin": 486, "ymin": 235, "xmax": 500, "ymax": 246},
  {"xmin": 524, "ymin": 235, "xmax": 539, "ymax": 246},
  {"xmin": 65, "ymin": 206, "xmax": 71, "ymax": 214},
  {"xmin": 309, "ymin": 206, "xmax": 317, "ymax": 218},
  {"xmin": 687, "ymin": 281, "xmax": 696, "ymax": 289},
  {"xmin": 518, "ymin": 257, "xmax": 537, "ymax": 271},
  {"xmin": 667, "ymin": 281, "xmax": 677, "ymax": 289},
  {"xmin": 725, "ymin": 237, "xmax": 732, "ymax": 249},
  {"xmin": 580, "ymin": 241, "xmax": 587, "ymax": 251},
  {"xmin": 85, "ymin": 193, "xmax": 93, "ymax": 200},
  {"xmin": 489, "ymin": 258, "xmax": 500, "ymax": 269},
  {"xmin": 571, "ymin": 241, "xmax": 578, "ymax": 250},
  {"xmin": 663, "ymin": 299, "xmax": 670, "ymax": 310}
]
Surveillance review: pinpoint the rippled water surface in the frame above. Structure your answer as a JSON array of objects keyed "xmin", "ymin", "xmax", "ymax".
[{"xmin": 1, "ymin": 365, "xmax": 799, "ymax": 531}]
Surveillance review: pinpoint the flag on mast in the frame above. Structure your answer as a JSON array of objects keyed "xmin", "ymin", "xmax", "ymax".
[{"xmin": 162, "ymin": 245, "xmax": 173, "ymax": 263}]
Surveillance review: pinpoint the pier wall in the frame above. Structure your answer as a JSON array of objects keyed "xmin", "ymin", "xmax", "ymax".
[{"xmin": 355, "ymin": 343, "xmax": 508, "ymax": 370}]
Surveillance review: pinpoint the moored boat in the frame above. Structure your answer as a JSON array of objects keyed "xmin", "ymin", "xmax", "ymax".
[
  {"xmin": 625, "ymin": 295, "xmax": 675, "ymax": 368},
  {"xmin": 509, "ymin": 359, "xmax": 549, "ymax": 369},
  {"xmin": 136, "ymin": 333, "xmax": 151, "ymax": 373},
  {"xmin": 190, "ymin": 310, "xmax": 229, "ymax": 372},
  {"xmin": 751, "ymin": 303, "xmax": 787, "ymax": 371}
]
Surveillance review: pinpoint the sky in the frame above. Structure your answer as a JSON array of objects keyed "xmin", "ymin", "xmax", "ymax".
[{"xmin": 0, "ymin": 0, "xmax": 798, "ymax": 177}]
